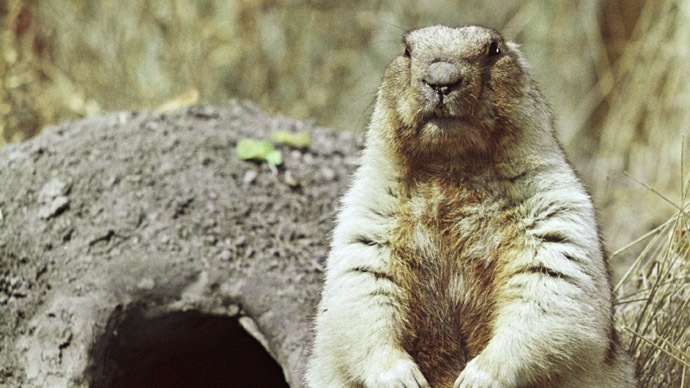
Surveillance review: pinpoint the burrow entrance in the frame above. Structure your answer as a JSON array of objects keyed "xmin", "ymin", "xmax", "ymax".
[{"xmin": 86, "ymin": 305, "xmax": 290, "ymax": 388}]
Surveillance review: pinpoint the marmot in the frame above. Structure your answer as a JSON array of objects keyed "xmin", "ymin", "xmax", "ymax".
[{"xmin": 306, "ymin": 25, "xmax": 637, "ymax": 388}]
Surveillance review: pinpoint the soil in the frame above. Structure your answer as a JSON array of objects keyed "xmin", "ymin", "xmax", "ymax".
[{"xmin": 0, "ymin": 101, "xmax": 361, "ymax": 388}]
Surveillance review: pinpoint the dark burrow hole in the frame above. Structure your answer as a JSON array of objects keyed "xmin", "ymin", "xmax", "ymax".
[{"xmin": 86, "ymin": 305, "xmax": 290, "ymax": 388}]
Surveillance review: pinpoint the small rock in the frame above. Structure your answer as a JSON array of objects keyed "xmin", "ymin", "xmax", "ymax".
[
  {"xmin": 10, "ymin": 277, "xmax": 21, "ymax": 287},
  {"xmin": 233, "ymin": 235, "xmax": 247, "ymax": 247},
  {"xmin": 38, "ymin": 196, "xmax": 70, "ymax": 219},
  {"xmin": 118, "ymin": 112, "xmax": 128, "ymax": 126},
  {"xmin": 203, "ymin": 235, "xmax": 218, "ymax": 246},
  {"xmin": 218, "ymin": 249, "xmax": 233, "ymax": 261},
  {"xmin": 107, "ymin": 175, "xmax": 120, "ymax": 187},
  {"xmin": 202, "ymin": 217, "xmax": 218, "ymax": 228},
  {"xmin": 321, "ymin": 167, "xmax": 336, "ymax": 181},
  {"xmin": 38, "ymin": 178, "xmax": 71, "ymax": 219},
  {"xmin": 125, "ymin": 174, "xmax": 142, "ymax": 184},
  {"xmin": 227, "ymin": 304, "xmax": 240, "ymax": 316},
  {"xmin": 38, "ymin": 178, "xmax": 71, "ymax": 203},
  {"xmin": 62, "ymin": 227, "xmax": 74, "ymax": 242},
  {"xmin": 244, "ymin": 247, "xmax": 255, "ymax": 259},
  {"xmin": 7, "ymin": 150, "xmax": 27, "ymax": 163},
  {"xmin": 137, "ymin": 278, "xmax": 155, "ymax": 291},
  {"xmin": 243, "ymin": 169, "xmax": 258, "ymax": 185},
  {"xmin": 284, "ymin": 170, "xmax": 299, "ymax": 187}
]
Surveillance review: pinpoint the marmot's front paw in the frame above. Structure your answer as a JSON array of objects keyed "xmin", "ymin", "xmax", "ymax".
[
  {"xmin": 453, "ymin": 360, "xmax": 505, "ymax": 388},
  {"xmin": 372, "ymin": 359, "xmax": 430, "ymax": 388}
]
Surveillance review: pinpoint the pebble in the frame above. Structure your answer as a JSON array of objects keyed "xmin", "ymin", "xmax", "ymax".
[
  {"xmin": 243, "ymin": 170, "xmax": 258, "ymax": 185},
  {"xmin": 137, "ymin": 278, "xmax": 155, "ymax": 291}
]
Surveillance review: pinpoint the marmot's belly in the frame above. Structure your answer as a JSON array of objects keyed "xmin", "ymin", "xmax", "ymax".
[
  {"xmin": 397, "ymin": 259, "xmax": 499, "ymax": 388},
  {"xmin": 401, "ymin": 298, "xmax": 466, "ymax": 387}
]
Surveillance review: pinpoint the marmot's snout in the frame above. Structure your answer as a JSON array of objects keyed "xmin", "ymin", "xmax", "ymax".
[
  {"xmin": 423, "ymin": 61, "xmax": 464, "ymax": 96},
  {"xmin": 419, "ymin": 58, "xmax": 473, "ymax": 116}
]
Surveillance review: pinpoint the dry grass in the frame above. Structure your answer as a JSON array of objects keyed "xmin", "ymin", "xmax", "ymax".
[
  {"xmin": 578, "ymin": 0, "xmax": 690, "ymax": 252},
  {"xmin": 1, "ymin": 0, "xmax": 601, "ymax": 140},
  {"xmin": 2, "ymin": 0, "xmax": 690, "ymax": 386},
  {"xmin": 615, "ymin": 172, "xmax": 690, "ymax": 387}
]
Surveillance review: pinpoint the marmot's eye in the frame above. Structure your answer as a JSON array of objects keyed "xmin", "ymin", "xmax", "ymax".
[
  {"xmin": 404, "ymin": 46, "xmax": 411, "ymax": 58},
  {"xmin": 488, "ymin": 41, "xmax": 500, "ymax": 57}
]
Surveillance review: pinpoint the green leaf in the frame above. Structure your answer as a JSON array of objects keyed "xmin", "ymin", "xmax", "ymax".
[
  {"xmin": 236, "ymin": 139, "xmax": 283, "ymax": 165},
  {"xmin": 270, "ymin": 131, "xmax": 311, "ymax": 148}
]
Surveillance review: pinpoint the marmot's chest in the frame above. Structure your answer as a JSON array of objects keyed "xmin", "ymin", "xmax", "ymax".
[
  {"xmin": 391, "ymin": 182, "xmax": 520, "ymax": 265},
  {"xmin": 389, "ymin": 182, "xmax": 522, "ymax": 309},
  {"xmin": 388, "ymin": 182, "xmax": 523, "ymax": 387}
]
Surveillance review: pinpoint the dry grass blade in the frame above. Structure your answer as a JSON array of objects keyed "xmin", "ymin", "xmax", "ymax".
[
  {"xmin": 624, "ymin": 172, "xmax": 685, "ymax": 212},
  {"xmin": 624, "ymin": 327, "xmax": 690, "ymax": 369}
]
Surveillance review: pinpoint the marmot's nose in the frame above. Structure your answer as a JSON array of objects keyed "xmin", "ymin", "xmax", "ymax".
[{"xmin": 423, "ymin": 62, "xmax": 462, "ymax": 95}]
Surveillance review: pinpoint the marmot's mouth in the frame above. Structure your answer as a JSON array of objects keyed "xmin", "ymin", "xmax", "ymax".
[
  {"xmin": 433, "ymin": 106, "xmax": 452, "ymax": 118},
  {"xmin": 428, "ymin": 100, "xmax": 471, "ymax": 119},
  {"xmin": 415, "ymin": 99, "xmax": 472, "ymax": 127},
  {"xmin": 429, "ymin": 106, "xmax": 468, "ymax": 122}
]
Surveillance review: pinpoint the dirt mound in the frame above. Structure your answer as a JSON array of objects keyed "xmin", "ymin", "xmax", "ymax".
[{"xmin": 0, "ymin": 101, "xmax": 360, "ymax": 387}]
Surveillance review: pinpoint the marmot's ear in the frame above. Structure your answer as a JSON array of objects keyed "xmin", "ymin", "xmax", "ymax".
[{"xmin": 506, "ymin": 41, "xmax": 532, "ymax": 71}]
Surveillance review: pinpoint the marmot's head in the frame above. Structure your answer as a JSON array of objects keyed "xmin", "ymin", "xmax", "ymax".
[{"xmin": 377, "ymin": 25, "xmax": 538, "ymax": 162}]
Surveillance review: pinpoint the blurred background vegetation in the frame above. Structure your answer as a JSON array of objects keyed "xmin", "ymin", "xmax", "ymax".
[
  {"xmin": 2, "ymin": 0, "xmax": 688, "ymax": 253},
  {"xmin": 1, "ymin": 0, "xmax": 689, "ymax": 385}
]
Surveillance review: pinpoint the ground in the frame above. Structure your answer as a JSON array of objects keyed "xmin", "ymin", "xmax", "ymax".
[{"xmin": 0, "ymin": 101, "xmax": 360, "ymax": 388}]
